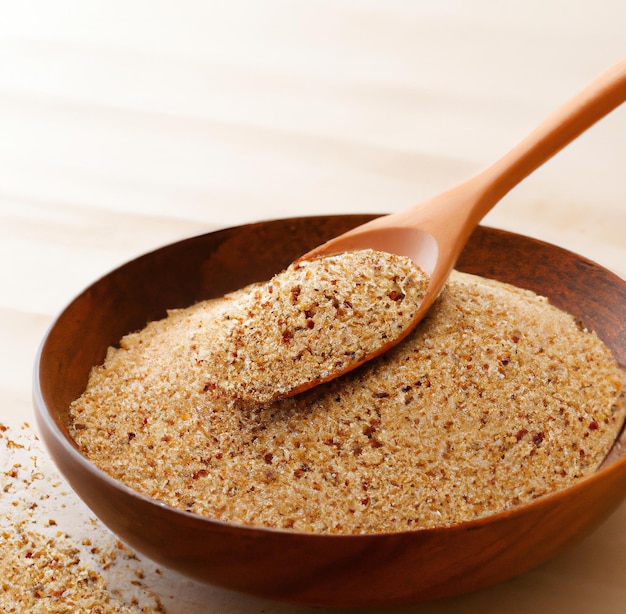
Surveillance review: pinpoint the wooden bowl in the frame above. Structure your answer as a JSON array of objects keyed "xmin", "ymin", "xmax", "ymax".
[{"xmin": 33, "ymin": 215, "xmax": 626, "ymax": 607}]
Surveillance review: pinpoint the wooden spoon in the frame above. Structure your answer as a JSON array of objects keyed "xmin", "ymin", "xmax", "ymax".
[
  {"xmin": 302, "ymin": 58, "xmax": 626, "ymax": 336},
  {"xmin": 204, "ymin": 59, "xmax": 625, "ymax": 404}
]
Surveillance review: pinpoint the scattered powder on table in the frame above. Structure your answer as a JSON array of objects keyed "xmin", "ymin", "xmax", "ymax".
[
  {"xmin": 68, "ymin": 271, "xmax": 626, "ymax": 535},
  {"xmin": 0, "ymin": 423, "xmax": 166, "ymax": 613},
  {"xmin": 195, "ymin": 249, "xmax": 429, "ymax": 403}
]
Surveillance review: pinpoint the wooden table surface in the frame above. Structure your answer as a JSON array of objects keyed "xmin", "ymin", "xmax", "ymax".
[{"xmin": 1, "ymin": 2, "xmax": 625, "ymax": 612}]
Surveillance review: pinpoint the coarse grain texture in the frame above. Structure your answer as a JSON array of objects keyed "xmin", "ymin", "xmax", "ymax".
[
  {"xmin": 0, "ymin": 423, "xmax": 166, "ymax": 614},
  {"xmin": 193, "ymin": 249, "xmax": 429, "ymax": 403},
  {"xmin": 68, "ymin": 272, "xmax": 626, "ymax": 535},
  {"xmin": 0, "ymin": 526, "xmax": 137, "ymax": 614}
]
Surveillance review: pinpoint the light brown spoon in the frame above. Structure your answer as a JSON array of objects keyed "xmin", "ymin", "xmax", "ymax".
[
  {"xmin": 204, "ymin": 59, "xmax": 626, "ymax": 404},
  {"xmin": 302, "ymin": 57, "xmax": 626, "ymax": 335}
]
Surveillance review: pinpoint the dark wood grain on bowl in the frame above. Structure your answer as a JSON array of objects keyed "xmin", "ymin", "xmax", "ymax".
[{"xmin": 34, "ymin": 216, "xmax": 626, "ymax": 607}]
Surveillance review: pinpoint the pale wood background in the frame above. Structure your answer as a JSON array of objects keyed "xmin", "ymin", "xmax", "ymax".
[{"xmin": 1, "ymin": 1, "xmax": 625, "ymax": 612}]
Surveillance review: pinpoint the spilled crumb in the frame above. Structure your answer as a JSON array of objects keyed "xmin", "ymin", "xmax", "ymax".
[
  {"xmin": 68, "ymin": 271, "xmax": 626, "ymax": 534},
  {"xmin": 194, "ymin": 249, "xmax": 429, "ymax": 402},
  {"xmin": 0, "ymin": 423, "xmax": 166, "ymax": 613}
]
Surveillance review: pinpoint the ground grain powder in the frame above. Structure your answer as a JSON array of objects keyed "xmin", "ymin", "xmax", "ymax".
[{"xmin": 68, "ymin": 271, "xmax": 626, "ymax": 534}]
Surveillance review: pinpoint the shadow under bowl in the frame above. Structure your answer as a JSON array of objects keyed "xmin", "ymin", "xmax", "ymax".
[{"xmin": 33, "ymin": 215, "xmax": 626, "ymax": 607}]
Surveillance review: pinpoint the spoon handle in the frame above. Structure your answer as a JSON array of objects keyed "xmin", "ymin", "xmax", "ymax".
[
  {"xmin": 406, "ymin": 57, "xmax": 626, "ymax": 280},
  {"xmin": 302, "ymin": 58, "xmax": 626, "ymax": 281},
  {"xmin": 472, "ymin": 57, "xmax": 626, "ymax": 223}
]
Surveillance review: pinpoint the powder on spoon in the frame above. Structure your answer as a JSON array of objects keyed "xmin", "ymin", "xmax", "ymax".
[{"xmin": 193, "ymin": 249, "xmax": 429, "ymax": 403}]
